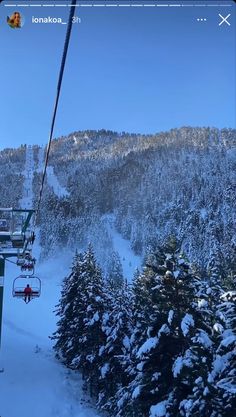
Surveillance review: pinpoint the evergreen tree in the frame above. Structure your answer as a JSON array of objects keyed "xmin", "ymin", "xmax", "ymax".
[
  {"xmin": 207, "ymin": 243, "xmax": 225, "ymax": 300},
  {"xmin": 98, "ymin": 282, "xmax": 133, "ymax": 414},
  {"xmin": 79, "ymin": 244, "xmax": 108, "ymax": 398},
  {"xmin": 119, "ymin": 237, "xmax": 208, "ymax": 416},
  {"xmin": 178, "ymin": 258, "xmax": 229, "ymax": 417},
  {"xmin": 209, "ymin": 290, "xmax": 236, "ymax": 416},
  {"xmin": 52, "ymin": 250, "xmax": 86, "ymax": 366},
  {"xmin": 106, "ymin": 251, "xmax": 124, "ymax": 289}
]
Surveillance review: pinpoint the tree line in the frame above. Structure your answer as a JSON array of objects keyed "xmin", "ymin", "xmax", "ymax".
[{"xmin": 52, "ymin": 239, "xmax": 236, "ymax": 417}]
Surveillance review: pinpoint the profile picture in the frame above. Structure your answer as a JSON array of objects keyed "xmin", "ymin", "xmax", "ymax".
[{"xmin": 7, "ymin": 12, "xmax": 24, "ymax": 29}]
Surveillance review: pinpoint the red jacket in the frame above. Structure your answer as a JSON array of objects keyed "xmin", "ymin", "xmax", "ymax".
[{"xmin": 24, "ymin": 286, "xmax": 32, "ymax": 295}]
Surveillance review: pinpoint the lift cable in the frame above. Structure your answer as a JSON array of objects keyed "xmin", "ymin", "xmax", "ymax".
[
  {"xmin": 5, "ymin": 258, "xmax": 18, "ymax": 266},
  {"xmin": 33, "ymin": 0, "xmax": 77, "ymax": 230}
]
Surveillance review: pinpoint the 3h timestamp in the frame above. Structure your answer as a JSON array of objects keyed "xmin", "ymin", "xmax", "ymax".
[{"xmin": 72, "ymin": 16, "xmax": 81, "ymax": 24}]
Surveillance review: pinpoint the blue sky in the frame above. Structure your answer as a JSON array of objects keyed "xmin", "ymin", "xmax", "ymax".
[{"xmin": 0, "ymin": 2, "xmax": 235, "ymax": 149}]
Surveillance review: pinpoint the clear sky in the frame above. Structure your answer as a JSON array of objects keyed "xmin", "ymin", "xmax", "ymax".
[{"xmin": 0, "ymin": 1, "xmax": 235, "ymax": 149}]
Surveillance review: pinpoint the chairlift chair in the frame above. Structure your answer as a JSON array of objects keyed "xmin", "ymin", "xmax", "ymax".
[{"xmin": 12, "ymin": 275, "xmax": 41, "ymax": 300}]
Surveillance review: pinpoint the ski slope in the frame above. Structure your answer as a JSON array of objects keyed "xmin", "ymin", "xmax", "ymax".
[
  {"xmin": 0, "ymin": 146, "xmax": 100, "ymax": 417},
  {"xmin": 102, "ymin": 214, "xmax": 142, "ymax": 282},
  {"xmin": 47, "ymin": 165, "xmax": 69, "ymax": 198},
  {"xmin": 37, "ymin": 146, "xmax": 69, "ymax": 197}
]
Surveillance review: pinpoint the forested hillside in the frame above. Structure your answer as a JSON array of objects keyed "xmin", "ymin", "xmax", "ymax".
[
  {"xmin": 36, "ymin": 126, "xmax": 236, "ymax": 277},
  {"xmin": 1, "ymin": 127, "xmax": 236, "ymax": 276},
  {"xmin": 0, "ymin": 145, "xmax": 25, "ymax": 207}
]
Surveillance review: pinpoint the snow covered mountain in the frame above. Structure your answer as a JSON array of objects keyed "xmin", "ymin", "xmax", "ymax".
[{"xmin": 1, "ymin": 126, "xmax": 235, "ymax": 276}]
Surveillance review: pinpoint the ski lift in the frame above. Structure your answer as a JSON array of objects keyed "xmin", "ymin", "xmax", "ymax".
[
  {"xmin": 16, "ymin": 250, "xmax": 36, "ymax": 276},
  {"xmin": 20, "ymin": 261, "xmax": 35, "ymax": 275},
  {"xmin": 7, "ymin": 208, "xmax": 35, "ymax": 249},
  {"xmin": 12, "ymin": 275, "xmax": 41, "ymax": 300},
  {"xmin": 16, "ymin": 250, "xmax": 34, "ymax": 267}
]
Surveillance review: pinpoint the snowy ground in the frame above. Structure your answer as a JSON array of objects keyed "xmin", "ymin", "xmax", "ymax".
[
  {"xmin": 0, "ymin": 146, "xmax": 100, "ymax": 417},
  {"xmin": 0, "ymin": 255, "xmax": 99, "ymax": 417}
]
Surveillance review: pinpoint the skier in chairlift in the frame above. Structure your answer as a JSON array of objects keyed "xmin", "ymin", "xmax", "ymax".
[{"xmin": 24, "ymin": 284, "xmax": 32, "ymax": 303}]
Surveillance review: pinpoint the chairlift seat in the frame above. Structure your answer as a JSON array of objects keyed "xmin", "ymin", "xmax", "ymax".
[{"xmin": 13, "ymin": 290, "xmax": 40, "ymax": 298}]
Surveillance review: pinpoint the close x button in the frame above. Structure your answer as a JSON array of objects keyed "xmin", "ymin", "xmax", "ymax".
[{"xmin": 218, "ymin": 14, "xmax": 231, "ymax": 26}]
